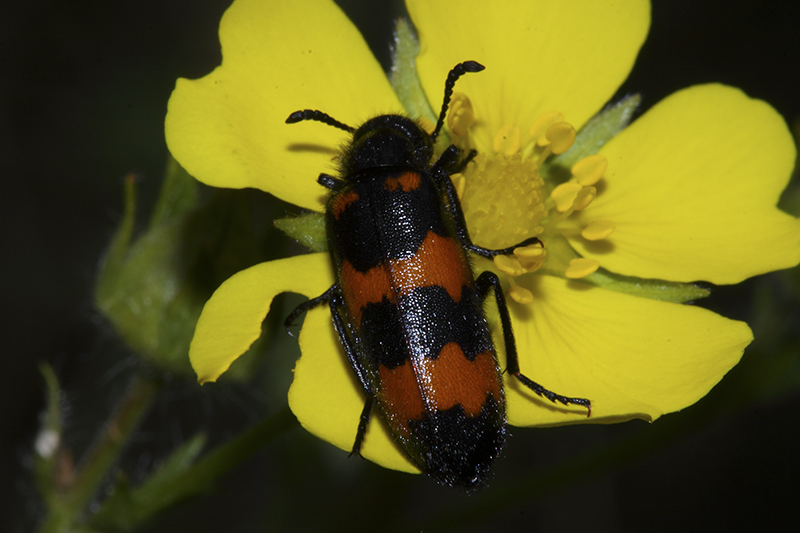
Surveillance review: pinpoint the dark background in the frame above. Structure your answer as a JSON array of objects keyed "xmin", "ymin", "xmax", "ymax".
[{"xmin": 3, "ymin": 1, "xmax": 799, "ymax": 531}]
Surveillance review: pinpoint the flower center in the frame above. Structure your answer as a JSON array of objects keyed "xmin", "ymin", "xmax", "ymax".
[
  {"xmin": 458, "ymin": 153, "xmax": 546, "ymax": 250},
  {"xmin": 446, "ymin": 96, "xmax": 617, "ymax": 295}
]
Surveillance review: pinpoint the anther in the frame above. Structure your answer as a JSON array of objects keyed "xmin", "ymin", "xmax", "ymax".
[
  {"xmin": 509, "ymin": 284, "xmax": 534, "ymax": 304},
  {"xmin": 581, "ymin": 220, "xmax": 615, "ymax": 241},
  {"xmin": 572, "ymin": 186, "xmax": 596, "ymax": 210},
  {"xmin": 546, "ymin": 122, "xmax": 577, "ymax": 154},
  {"xmin": 572, "ymin": 155, "xmax": 608, "ymax": 186},
  {"xmin": 551, "ymin": 182, "xmax": 582, "ymax": 212},
  {"xmin": 530, "ymin": 112, "xmax": 564, "ymax": 146},
  {"xmin": 494, "ymin": 255, "xmax": 525, "ymax": 276},
  {"xmin": 565, "ymin": 258, "xmax": 600, "ymax": 279},
  {"xmin": 448, "ymin": 93, "xmax": 475, "ymax": 136},
  {"xmin": 493, "ymin": 125, "xmax": 521, "ymax": 156}
]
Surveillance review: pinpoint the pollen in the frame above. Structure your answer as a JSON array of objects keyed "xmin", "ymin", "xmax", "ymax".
[{"xmin": 459, "ymin": 153, "xmax": 546, "ymax": 250}]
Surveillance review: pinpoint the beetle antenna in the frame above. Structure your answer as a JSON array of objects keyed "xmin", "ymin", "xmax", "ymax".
[
  {"xmin": 430, "ymin": 61, "xmax": 485, "ymax": 144},
  {"xmin": 286, "ymin": 109, "xmax": 356, "ymax": 133}
]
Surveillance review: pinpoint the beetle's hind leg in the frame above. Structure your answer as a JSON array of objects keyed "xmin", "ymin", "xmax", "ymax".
[
  {"xmin": 475, "ymin": 271, "xmax": 592, "ymax": 417},
  {"xmin": 284, "ymin": 286, "xmax": 338, "ymax": 337},
  {"xmin": 288, "ymin": 286, "xmax": 378, "ymax": 456}
]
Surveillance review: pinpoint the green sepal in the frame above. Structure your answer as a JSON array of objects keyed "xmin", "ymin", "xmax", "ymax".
[
  {"xmin": 540, "ymin": 236, "xmax": 709, "ymax": 303},
  {"xmin": 389, "ymin": 18, "xmax": 436, "ymax": 125},
  {"xmin": 580, "ymin": 268, "xmax": 710, "ymax": 303},
  {"xmin": 95, "ymin": 157, "xmax": 264, "ymax": 378},
  {"xmin": 274, "ymin": 212, "xmax": 328, "ymax": 252}
]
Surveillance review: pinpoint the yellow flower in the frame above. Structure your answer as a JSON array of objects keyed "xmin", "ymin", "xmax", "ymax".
[{"xmin": 165, "ymin": 0, "xmax": 800, "ymax": 474}]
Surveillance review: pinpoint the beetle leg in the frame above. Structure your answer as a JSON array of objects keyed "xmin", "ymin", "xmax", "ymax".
[
  {"xmin": 432, "ymin": 149, "xmax": 542, "ymax": 257},
  {"xmin": 326, "ymin": 289, "xmax": 379, "ymax": 454},
  {"xmin": 284, "ymin": 285, "xmax": 337, "ymax": 337},
  {"xmin": 475, "ymin": 271, "xmax": 592, "ymax": 417},
  {"xmin": 318, "ymin": 173, "xmax": 344, "ymax": 191},
  {"xmin": 349, "ymin": 394, "xmax": 375, "ymax": 458},
  {"xmin": 433, "ymin": 146, "xmax": 544, "ymax": 258},
  {"xmin": 286, "ymin": 285, "xmax": 379, "ymax": 454},
  {"xmin": 326, "ymin": 289, "xmax": 373, "ymax": 399}
]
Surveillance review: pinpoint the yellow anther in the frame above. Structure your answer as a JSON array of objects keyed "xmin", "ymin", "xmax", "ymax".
[
  {"xmin": 418, "ymin": 117, "xmax": 436, "ymax": 135},
  {"xmin": 550, "ymin": 182, "xmax": 582, "ymax": 212},
  {"xmin": 530, "ymin": 112, "xmax": 564, "ymax": 146},
  {"xmin": 493, "ymin": 125, "xmax": 521, "ymax": 156},
  {"xmin": 581, "ymin": 220, "xmax": 615, "ymax": 241},
  {"xmin": 572, "ymin": 155, "xmax": 607, "ymax": 186},
  {"xmin": 513, "ymin": 243, "xmax": 545, "ymax": 259},
  {"xmin": 450, "ymin": 172, "xmax": 466, "ymax": 199},
  {"xmin": 447, "ymin": 93, "xmax": 475, "ymax": 136},
  {"xmin": 494, "ymin": 254, "xmax": 525, "ymax": 276},
  {"xmin": 509, "ymin": 284, "xmax": 534, "ymax": 304},
  {"xmin": 546, "ymin": 122, "xmax": 576, "ymax": 155},
  {"xmin": 520, "ymin": 254, "xmax": 545, "ymax": 273},
  {"xmin": 565, "ymin": 258, "xmax": 600, "ymax": 279},
  {"xmin": 573, "ymin": 186, "xmax": 596, "ymax": 210}
]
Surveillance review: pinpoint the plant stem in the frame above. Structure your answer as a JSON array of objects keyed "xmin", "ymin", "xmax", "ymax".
[{"xmin": 38, "ymin": 374, "xmax": 158, "ymax": 533}]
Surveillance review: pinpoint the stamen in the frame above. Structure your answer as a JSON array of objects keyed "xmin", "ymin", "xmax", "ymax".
[
  {"xmin": 493, "ymin": 125, "xmax": 521, "ymax": 156},
  {"xmin": 551, "ymin": 182, "xmax": 582, "ymax": 212},
  {"xmin": 572, "ymin": 155, "xmax": 607, "ymax": 186},
  {"xmin": 509, "ymin": 283, "xmax": 534, "ymax": 304},
  {"xmin": 447, "ymin": 92, "xmax": 475, "ymax": 136},
  {"xmin": 581, "ymin": 220, "xmax": 615, "ymax": 241},
  {"xmin": 565, "ymin": 258, "xmax": 600, "ymax": 279},
  {"xmin": 545, "ymin": 122, "xmax": 577, "ymax": 155},
  {"xmin": 494, "ymin": 254, "xmax": 525, "ymax": 276},
  {"xmin": 513, "ymin": 243, "xmax": 545, "ymax": 259},
  {"xmin": 450, "ymin": 172, "xmax": 466, "ymax": 199},
  {"xmin": 519, "ymin": 254, "xmax": 545, "ymax": 273},
  {"xmin": 572, "ymin": 186, "xmax": 596, "ymax": 210},
  {"xmin": 530, "ymin": 112, "xmax": 564, "ymax": 146}
]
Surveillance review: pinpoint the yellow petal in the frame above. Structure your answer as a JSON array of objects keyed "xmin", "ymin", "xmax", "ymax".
[
  {"xmin": 408, "ymin": 0, "xmax": 650, "ymax": 153},
  {"xmin": 165, "ymin": 0, "xmax": 401, "ymax": 211},
  {"xmin": 190, "ymin": 253, "xmax": 331, "ymax": 384},
  {"xmin": 289, "ymin": 305, "xmax": 419, "ymax": 474},
  {"xmin": 571, "ymin": 84, "xmax": 800, "ymax": 284},
  {"xmin": 503, "ymin": 275, "xmax": 751, "ymax": 426}
]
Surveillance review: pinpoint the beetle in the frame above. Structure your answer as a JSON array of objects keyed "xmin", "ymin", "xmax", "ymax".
[{"xmin": 285, "ymin": 61, "xmax": 590, "ymax": 488}]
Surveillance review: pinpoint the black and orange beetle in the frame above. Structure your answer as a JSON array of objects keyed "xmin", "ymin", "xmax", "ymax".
[{"xmin": 285, "ymin": 61, "xmax": 591, "ymax": 488}]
